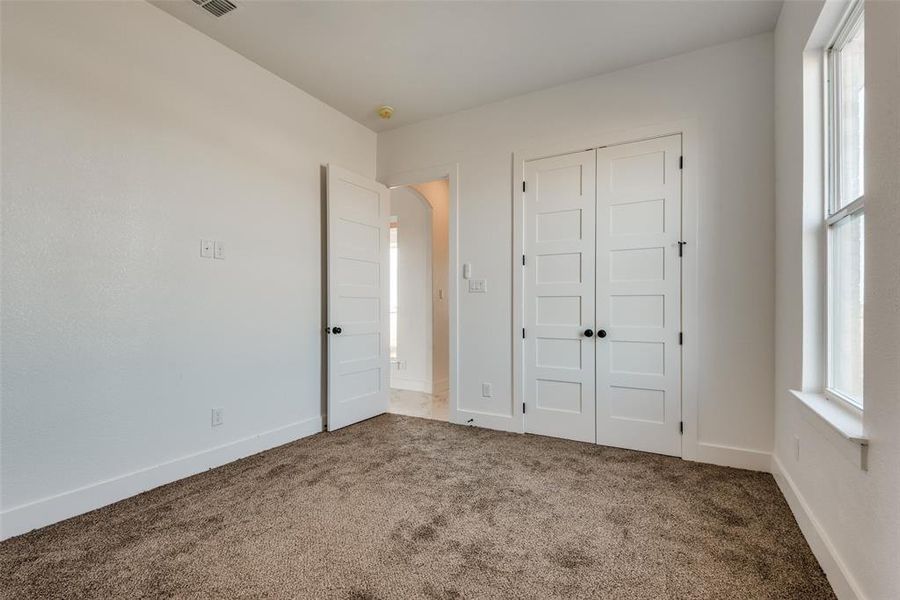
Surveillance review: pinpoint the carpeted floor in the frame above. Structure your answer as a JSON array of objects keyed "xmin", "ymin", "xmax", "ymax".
[{"xmin": 0, "ymin": 415, "xmax": 834, "ymax": 600}]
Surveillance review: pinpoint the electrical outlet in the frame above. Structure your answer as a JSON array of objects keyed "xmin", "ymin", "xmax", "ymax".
[
  {"xmin": 482, "ymin": 382, "xmax": 492, "ymax": 397},
  {"xmin": 214, "ymin": 241, "xmax": 225, "ymax": 260},
  {"xmin": 201, "ymin": 240, "xmax": 214, "ymax": 258},
  {"xmin": 211, "ymin": 408, "xmax": 224, "ymax": 427}
]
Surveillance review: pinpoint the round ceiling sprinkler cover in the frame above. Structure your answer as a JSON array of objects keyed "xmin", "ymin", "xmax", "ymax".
[{"xmin": 377, "ymin": 105, "xmax": 395, "ymax": 119}]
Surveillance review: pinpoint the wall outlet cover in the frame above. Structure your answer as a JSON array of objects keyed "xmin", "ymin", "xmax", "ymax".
[
  {"xmin": 211, "ymin": 408, "xmax": 224, "ymax": 427},
  {"xmin": 214, "ymin": 241, "xmax": 225, "ymax": 260}
]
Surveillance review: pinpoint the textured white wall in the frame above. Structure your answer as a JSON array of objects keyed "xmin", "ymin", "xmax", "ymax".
[
  {"xmin": 378, "ymin": 34, "xmax": 776, "ymax": 460},
  {"xmin": 773, "ymin": 1, "xmax": 900, "ymax": 597},
  {"xmin": 0, "ymin": 0, "xmax": 375, "ymax": 533},
  {"xmin": 389, "ymin": 187, "xmax": 433, "ymax": 391}
]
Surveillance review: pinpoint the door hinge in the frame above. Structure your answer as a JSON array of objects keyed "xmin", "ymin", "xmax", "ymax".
[
  {"xmin": 522, "ymin": 181, "xmax": 526, "ymax": 192},
  {"xmin": 523, "ymin": 402, "xmax": 526, "ymax": 414},
  {"xmin": 679, "ymin": 332, "xmax": 683, "ymax": 345},
  {"xmin": 679, "ymin": 421, "xmax": 684, "ymax": 434},
  {"xmin": 522, "ymin": 328, "xmax": 526, "ymax": 339},
  {"xmin": 522, "ymin": 254, "xmax": 526, "ymax": 266},
  {"xmin": 678, "ymin": 240, "xmax": 687, "ymax": 257},
  {"xmin": 679, "ymin": 155, "xmax": 684, "ymax": 170}
]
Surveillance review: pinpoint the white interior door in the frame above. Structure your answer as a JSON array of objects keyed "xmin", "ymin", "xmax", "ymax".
[
  {"xmin": 523, "ymin": 150, "xmax": 597, "ymax": 443},
  {"xmin": 595, "ymin": 135, "xmax": 682, "ymax": 456},
  {"xmin": 326, "ymin": 164, "xmax": 390, "ymax": 431}
]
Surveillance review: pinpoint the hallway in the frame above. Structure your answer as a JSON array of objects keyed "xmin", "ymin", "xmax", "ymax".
[{"xmin": 389, "ymin": 388, "xmax": 448, "ymax": 421}]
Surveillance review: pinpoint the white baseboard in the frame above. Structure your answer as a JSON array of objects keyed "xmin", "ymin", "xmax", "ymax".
[
  {"xmin": 452, "ymin": 408, "xmax": 519, "ymax": 433},
  {"xmin": 0, "ymin": 416, "xmax": 324, "ymax": 541},
  {"xmin": 771, "ymin": 454, "xmax": 864, "ymax": 600},
  {"xmin": 390, "ymin": 377, "xmax": 433, "ymax": 394},
  {"xmin": 688, "ymin": 441, "xmax": 772, "ymax": 472}
]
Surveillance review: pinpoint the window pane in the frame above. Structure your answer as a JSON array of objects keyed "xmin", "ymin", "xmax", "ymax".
[
  {"xmin": 838, "ymin": 21, "xmax": 865, "ymax": 208},
  {"xmin": 830, "ymin": 211, "xmax": 864, "ymax": 404}
]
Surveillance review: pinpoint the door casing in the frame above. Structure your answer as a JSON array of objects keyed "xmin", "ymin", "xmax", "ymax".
[{"xmin": 381, "ymin": 164, "xmax": 463, "ymax": 427}]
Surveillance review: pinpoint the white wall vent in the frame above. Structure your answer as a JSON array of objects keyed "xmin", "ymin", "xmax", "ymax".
[{"xmin": 192, "ymin": 0, "xmax": 237, "ymax": 18}]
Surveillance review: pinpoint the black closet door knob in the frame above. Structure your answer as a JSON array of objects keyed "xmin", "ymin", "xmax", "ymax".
[
  {"xmin": 583, "ymin": 329, "xmax": 594, "ymax": 338},
  {"xmin": 333, "ymin": 326, "xmax": 342, "ymax": 334},
  {"xmin": 596, "ymin": 329, "xmax": 607, "ymax": 338}
]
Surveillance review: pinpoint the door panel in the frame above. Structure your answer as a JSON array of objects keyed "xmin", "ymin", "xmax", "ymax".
[
  {"xmin": 595, "ymin": 135, "xmax": 682, "ymax": 456},
  {"xmin": 327, "ymin": 164, "xmax": 390, "ymax": 431},
  {"xmin": 523, "ymin": 151, "xmax": 596, "ymax": 443}
]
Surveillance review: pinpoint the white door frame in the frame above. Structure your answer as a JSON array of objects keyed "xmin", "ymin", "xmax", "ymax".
[
  {"xmin": 512, "ymin": 120, "xmax": 700, "ymax": 460},
  {"xmin": 381, "ymin": 164, "xmax": 460, "ymax": 424}
]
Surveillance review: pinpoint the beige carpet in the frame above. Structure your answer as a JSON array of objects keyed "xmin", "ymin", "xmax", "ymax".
[{"xmin": 1, "ymin": 415, "xmax": 834, "ymax": 600}]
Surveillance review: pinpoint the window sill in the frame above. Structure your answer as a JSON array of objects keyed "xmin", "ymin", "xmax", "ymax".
[{"xmin": 790, "ymin": 390, "xmax": 869, "ymax": 470}]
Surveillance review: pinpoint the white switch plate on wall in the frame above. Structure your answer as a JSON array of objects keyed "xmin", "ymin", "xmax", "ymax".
[
  {"xmin": 211, "ymin": 407, "xmax": 224, "ymax": 427},
  {"xmin": 468, "ymin": 279, "xmax": 487, "ymax": 293},
  {"xmin": 214, "ymin": 241, "xmax": 225, "ymax": 260},
  {"xmin": 201, "ymin": 240, "xmax": 213, "ymax": 258},
  {"xmin": 482, "ymin": 382, "xmax": 492, "ymax": 397}
]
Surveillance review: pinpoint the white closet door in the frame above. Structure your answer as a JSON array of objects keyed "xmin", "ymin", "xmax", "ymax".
[
  {"xmin": 595, "ymin": 135, "xmax": 682, "ymax": 456},
  {"xmin": 326, "ymin": 164, "xmax": 390, "ymax": 431},
  {"xmin": 523, "ymin": 150, "xmax": 596, "ymax": 443}
]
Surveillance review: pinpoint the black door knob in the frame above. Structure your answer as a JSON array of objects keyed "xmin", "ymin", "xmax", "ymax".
[
  {"xmin": 596, "ymin": 329, "xmax": 607, "ymax": 338},
  {"xmin": 333, "ymin": 326, "xmax": 342, "ymax": 334},
  {"xmin": 583, "ymin": 329, "xmax": 594, "ymax": 338}
]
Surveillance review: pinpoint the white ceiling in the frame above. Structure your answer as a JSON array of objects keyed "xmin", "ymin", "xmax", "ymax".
[{"xmin": 152, "ymin": 0, "xmax": 783, "ymax": 131}]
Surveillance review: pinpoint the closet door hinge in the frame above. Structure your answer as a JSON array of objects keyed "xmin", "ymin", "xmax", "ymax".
[
  {"xmin": 678, "ymin": 240, "xmax": 687, "ymax": 257},
  {"xmin": 522, "ymin": 254, "xmax": 526, "ymax": 266},
  {"xmin": 523, "ymin": 402, "xmax": 526, "ymax": 414},
  {"xmin": 522, "ymin": 181, "xmax": 526, "ymax": 192},
  {"xmin": 679, "ymin": 155, "xmax": 684, "ymax": 170},
  {"xmin": 679, "ymin": 332, "xmax": 683, "ymax": 345},
  {"xmin": 522, "ymin": 328, "xmax": 526, "ymax": 339},
  {"xmin": 679, "ymin": 421, "xmax": 684, "ymax": 435}
]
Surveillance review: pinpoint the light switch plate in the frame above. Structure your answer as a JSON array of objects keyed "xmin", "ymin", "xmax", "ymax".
[
  {"xmin": 214, "ymin": 241, "xmax": 225, "ymax": 260},
  {"xmin": 468, "ymin": 279, "xmax": 487, "ymax": 293},
  {"xmin": 481, "ymin": 383, "xmax": 492, "ymax": 397},
  {"xmin": 211, "ymin": 408, "xmax": 224, "ymax": 427},
  {"xmin": 201, "ymin": 240, "xmax": 213, "ymax": 258}
]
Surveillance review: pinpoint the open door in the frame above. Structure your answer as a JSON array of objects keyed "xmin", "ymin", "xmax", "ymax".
[
  {"xmin": 326, "ymin": 164, "xmax": 390, "ymax": 431},
  {"xmin": 595, "ymin": 135, "xmax": 682, "ymax": 456}
]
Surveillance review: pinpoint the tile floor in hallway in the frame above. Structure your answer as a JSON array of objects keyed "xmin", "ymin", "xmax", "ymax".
[{"xmin": 389, "ymin": 387, "xmax": 448, "ymax": 421}]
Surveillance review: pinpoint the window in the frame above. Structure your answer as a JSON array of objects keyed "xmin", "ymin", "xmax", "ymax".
[{"xmin": 825, "ymin": 1, "xmax": 865, "ymax": 408}]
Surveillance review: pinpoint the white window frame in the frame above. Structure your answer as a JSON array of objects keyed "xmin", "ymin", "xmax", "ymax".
[{"xmin": 824, "ymin": 0, "xmax": 864, "ymax": 410}]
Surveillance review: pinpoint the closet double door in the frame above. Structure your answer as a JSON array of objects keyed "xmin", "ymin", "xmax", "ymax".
[{"xmin": 522, "ymin": 135, "xmax": 682, "ymax": 456}]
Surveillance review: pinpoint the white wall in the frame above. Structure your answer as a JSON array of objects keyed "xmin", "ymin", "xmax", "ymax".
[
  {"xmin": 0, "ymin": 0, "xmax": 375, "ymax": 538},
  {"xmin": 389, "ymin": 186, "xmax": 433, "ymax": 392},
  {"xmin": 378, "ymin": 33, "xmax": 776, "ymax": 466},
  {"xmin": 772, "ymin": 1, "xmax": 900, "ymax": 598},
  {"xmin": 412, "ymin": 180, "xmax": 450, "ymax": 393}
]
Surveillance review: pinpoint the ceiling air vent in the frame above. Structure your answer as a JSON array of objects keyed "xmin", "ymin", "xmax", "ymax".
[{"xmin": 192, "ymin": 0, "xmax": 237, "ymax": 18}]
